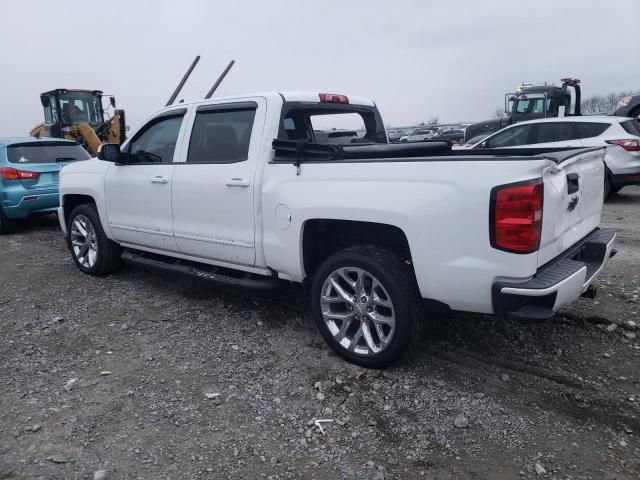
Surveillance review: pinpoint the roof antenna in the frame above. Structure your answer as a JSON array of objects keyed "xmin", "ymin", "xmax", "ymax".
[
  {"xmin": 205, "ymin": 60, "xmax": 235, "ymax": 99},
  {"xmin": 166, "ymin": 55, "xmax": 201, "ymax": 107}
]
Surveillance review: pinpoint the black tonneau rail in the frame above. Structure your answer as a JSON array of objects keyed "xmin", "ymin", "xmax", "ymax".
[{"xmin": 271, "ymin": 139, "xmax": 599, "ymax": 164}]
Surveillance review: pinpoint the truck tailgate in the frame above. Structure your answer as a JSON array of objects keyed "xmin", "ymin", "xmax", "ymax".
[{"xmin": 538, "ymin": 148, "xmax": 605, "ymax": 266}]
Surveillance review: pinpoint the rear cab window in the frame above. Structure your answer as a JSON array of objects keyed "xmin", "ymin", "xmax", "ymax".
[
  {"xmin": 7, "ymin": 142, "xmax": 90, "ymax": 164},
  {"xmin": 278, "ymin": 103, "xmax": 386, "ymax": 145}
]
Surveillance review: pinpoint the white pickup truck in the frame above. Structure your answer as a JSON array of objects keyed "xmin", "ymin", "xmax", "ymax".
[{"xmin": 58, "ymin": 92, "xmax": 616, "ymax": 368}]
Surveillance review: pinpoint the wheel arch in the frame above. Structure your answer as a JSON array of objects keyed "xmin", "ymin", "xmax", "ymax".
[
  {"xmin": 301, "ymin": 218, "xmax": 413, "ymax": 279},
  {"xmin": 61, "ymin": 194, "xmax": 96, "ymax": 228}
]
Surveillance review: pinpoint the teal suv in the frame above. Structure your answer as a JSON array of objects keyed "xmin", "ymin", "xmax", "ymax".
[{"xmin": 0, "ymin": 138, "xmax": 90, "ymax": 233}]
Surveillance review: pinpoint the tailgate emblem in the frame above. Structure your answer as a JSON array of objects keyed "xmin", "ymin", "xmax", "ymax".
[{"xmin": 567, "ymin": 196, "xmax": 579, "ymax": 212}]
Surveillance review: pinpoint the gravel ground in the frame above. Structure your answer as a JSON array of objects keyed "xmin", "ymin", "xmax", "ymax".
[{"xmin": 1, "ymin": 187, "xmax": 639, "ymax": 480}]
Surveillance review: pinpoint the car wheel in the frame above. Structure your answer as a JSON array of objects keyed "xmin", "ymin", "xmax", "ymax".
[
  {"xmin": 311, "ymin": 245, "xmax": 422, "ymax": 368},
  {"xmin": 0, "ymin": 208, "xmax": 13, "ymax": 235},
  {"xmin": 0, "ymin": 207, "xmax": 13, "ymax": 235},
  {"xmin": 604, "ymin": 174, "xmax": 612, "ymax": 199},
  {"xmin": 67, "ymin": 204, "xmax": 122, "ymax": 276}
]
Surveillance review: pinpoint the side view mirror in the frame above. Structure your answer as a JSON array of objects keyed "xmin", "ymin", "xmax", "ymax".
[
  {"xmin": 97, "ymin": 143, "xmax": 123, "ymax": 162},
  {"xmin": 110, "ymin": 97, "xmax": 116, "ymax": 108}
]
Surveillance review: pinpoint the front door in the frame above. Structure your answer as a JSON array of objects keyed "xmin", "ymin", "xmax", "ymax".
[
  {"xmin": 104, "ymin": 110, "xmax": 187, "ymax": 252},
  {"xmin": 171, "ymin": 100, "xmax": 265, "ymax": 266}
]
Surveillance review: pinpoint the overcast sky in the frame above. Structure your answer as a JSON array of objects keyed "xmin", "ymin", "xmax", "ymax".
[{"xmin": 1, "ymin": 0, "xmax": 638, "ymax": 135}]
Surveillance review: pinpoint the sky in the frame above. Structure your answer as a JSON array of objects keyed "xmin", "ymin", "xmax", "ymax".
[{"xmin": 1, "ymin": 0, "xmax": 639, "ymax": 135}]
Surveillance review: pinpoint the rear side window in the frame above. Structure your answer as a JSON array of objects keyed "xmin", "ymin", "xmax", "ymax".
[
  {"xmin": 621, "ymin": 119, "xmax": 640, "ymax": 136},
  {"xmin": 7, "ymin": 143, "xmax": 90, "ymax": 164},
  {"xmin": 534, "ymin": 122, "xmax": 577, "ymax": 143},
  {"xmin": 187, "ymin": 108, "xmax": 256, "ymax": 163},
  {"xmin": 577, "ymin": 122, "xmax": 610, "ymax": 139},
  {"xmin": 484, "ymin": 125, "xmax": 531, "ymax": 148}
]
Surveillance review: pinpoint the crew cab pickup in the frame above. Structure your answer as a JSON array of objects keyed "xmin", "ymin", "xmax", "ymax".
[{"xmin": 58, "ymin": 92, "xmax": 616, "ymax": 368}]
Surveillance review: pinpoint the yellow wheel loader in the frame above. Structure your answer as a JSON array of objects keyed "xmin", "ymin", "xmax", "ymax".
[{"xmin": 30, "ymin": 89, "xmax": 126, "ymax": 156}]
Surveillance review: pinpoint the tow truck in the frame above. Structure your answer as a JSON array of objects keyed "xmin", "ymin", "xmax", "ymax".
[{"xmin": 465, "ymin": 77, "xmax": 583, "ymax": 142}]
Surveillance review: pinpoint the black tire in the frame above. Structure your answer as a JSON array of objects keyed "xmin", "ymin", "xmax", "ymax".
[
  {"xmin": 604, "ymin": 174, "xmax": 612, "ymax": 199},
  {"xmin": 0, "ymin": 208, "xmax": 13, "ymax": 235},
  {"xmin": 310, "ymin": 245, "xmax": 422, "ymax": 368},
  {"xmin": 67, "ymin": 203, "xmax": 122, "ymax": 276}
]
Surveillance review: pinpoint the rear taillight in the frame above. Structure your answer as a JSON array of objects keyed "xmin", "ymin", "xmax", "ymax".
[
  {"xmin": 319, "ymin": 93, "xmax": 349, "ymax": 104},
  {"xmin": 490, "ymin": 179, "xmax": 544, "ymax": 254},
  {"xmin": 0, "ymin": 167, "xmax": 39, "ymax": 181},
  {"xmin": 605, "ymin": 139, "xmax": 640, "ymax": 152}
]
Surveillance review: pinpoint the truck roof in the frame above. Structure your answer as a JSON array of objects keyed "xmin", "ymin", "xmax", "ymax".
[
  {"xmin": 161, "ymin": 92, "xmax": 376, "ymax": 109},
  {"xmin": 519, "ymin": 85, "xmax": 561, "ymax": 95}
]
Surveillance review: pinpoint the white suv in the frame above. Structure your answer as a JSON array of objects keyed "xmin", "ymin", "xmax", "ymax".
[{"xmin": 474, "ymin": 116, "xmax": 640, "ymax": 197}]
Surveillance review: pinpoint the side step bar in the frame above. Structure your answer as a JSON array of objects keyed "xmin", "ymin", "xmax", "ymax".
[{"xmin": 121, "ymin": 250, "xmax": 279, "ymax": 290}]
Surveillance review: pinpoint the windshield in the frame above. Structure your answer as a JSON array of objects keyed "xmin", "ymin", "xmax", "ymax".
[
  {"xmin": 7, "ymin": 142, "xmax": 91, "ymax": 164},
  {"xmin": 58, "ymin": 92, "xmax": 103, "ymax": 126}
]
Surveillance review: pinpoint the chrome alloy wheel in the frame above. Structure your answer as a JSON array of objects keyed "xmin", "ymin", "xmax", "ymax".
[
  {"xmin": 320, "ymin": 267, "xmax": 396, "ymax": 356},
  {"xmin": 70, "ymin": 214, "xmax": 98, "ymax": 268}
]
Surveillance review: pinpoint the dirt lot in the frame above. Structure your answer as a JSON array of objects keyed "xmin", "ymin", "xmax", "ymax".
[{"xmin": 1, "ymin": 188, "xmax": 639, "ymax": 480}]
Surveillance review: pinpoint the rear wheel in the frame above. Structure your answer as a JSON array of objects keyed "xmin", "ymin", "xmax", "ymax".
[
  {"xmin": 67, "ymin": 204, "xmax": 122, "ymax": 276},
  {"xmin": 311, "ymin": 245, "xmax": 422, "ymax": 368},
  {"xmin": 0, "ymin": 208, "xmax": 13, "ymax": 235}
]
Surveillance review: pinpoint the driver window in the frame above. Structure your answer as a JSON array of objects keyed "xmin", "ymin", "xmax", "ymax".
[
  {"xmin": 485, "ymin": 125, "xmax": 531, "ymax": 148},
  {"xmin": 129, "ymin": 115, "xmax": 184, "ymax": 164}
]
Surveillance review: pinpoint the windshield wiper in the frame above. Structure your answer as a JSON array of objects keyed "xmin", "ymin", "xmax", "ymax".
[{"xmin": 56, "ymin": 157, "xmax": 78, "ymax": 162}]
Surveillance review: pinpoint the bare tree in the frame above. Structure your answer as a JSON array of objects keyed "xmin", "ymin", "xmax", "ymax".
[
  {"xmin": 494, "ymin": 108, "xmax": 505, "ymax": 118},
  {"xmin": 427, "ymin": 116, "xmax": 439, "ymax": 126},
  {"xmin": 581, "ymin": 90, "xmax": 637, "ymax": 114}
]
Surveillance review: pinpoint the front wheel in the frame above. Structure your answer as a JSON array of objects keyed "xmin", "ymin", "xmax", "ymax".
[
  {"xmin": 67, "ymin": 204, "xmax": 122, "ymax": 276},
  {"xmin": 311, "ymin": 245, "xmax": 422, "ymax": 368}
]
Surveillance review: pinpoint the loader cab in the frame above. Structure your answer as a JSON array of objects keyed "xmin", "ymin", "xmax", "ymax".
[{"xmin": 39, "ymin": 89, "xmax": 114, "ymax": 137}]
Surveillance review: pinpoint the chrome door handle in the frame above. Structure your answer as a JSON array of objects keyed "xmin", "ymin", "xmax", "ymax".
[
  {"xmin": 151, "ymin": 176, "xmax": 169, "ymax": 184},
  {"xmin": 226, "ymin": 178, "xmax": 250, "ymax": 187}
]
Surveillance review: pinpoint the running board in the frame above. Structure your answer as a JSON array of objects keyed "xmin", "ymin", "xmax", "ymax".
[{"xmin": 121, "ymin": 250, "xmax": 279, "ymax": 290}]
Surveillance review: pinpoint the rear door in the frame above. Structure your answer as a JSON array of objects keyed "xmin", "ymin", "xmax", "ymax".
[
  {"xmin": 171, "ymin": 99, "xmax": 265, "ymax": 265},
  {"xmin": 104, "ymin": 109, "xmax": 187, "ymax": 252},
  {"xmin": 537, "ymin": 148, "xmax": 605, "ymax": 265}
]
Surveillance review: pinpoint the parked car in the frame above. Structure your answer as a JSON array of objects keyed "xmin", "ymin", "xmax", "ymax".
[
  {"xmin": 436, "ymin": 129, "xmax": 465, "ymax": 143},
  {"xmin": 398, "ymin": 128, "xmax": 437, "ymax": 142},
  {"xmin": 473, "ymin": 116, "xmax": 640, "ymax": 197},
  {"xmin": 313, "ymin": 130, "xmax": 363, "ymax": 144},
  {"xmin": 387, "ymin": 130, "xmax": 402, "ymax": 142},
  {"xmin": 58, "ymin": 91, "xmax": 614, "ymax": 368},
  {"xmin": 0, "ymin": 137, "xmax": 90, "ymax": 233}
]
